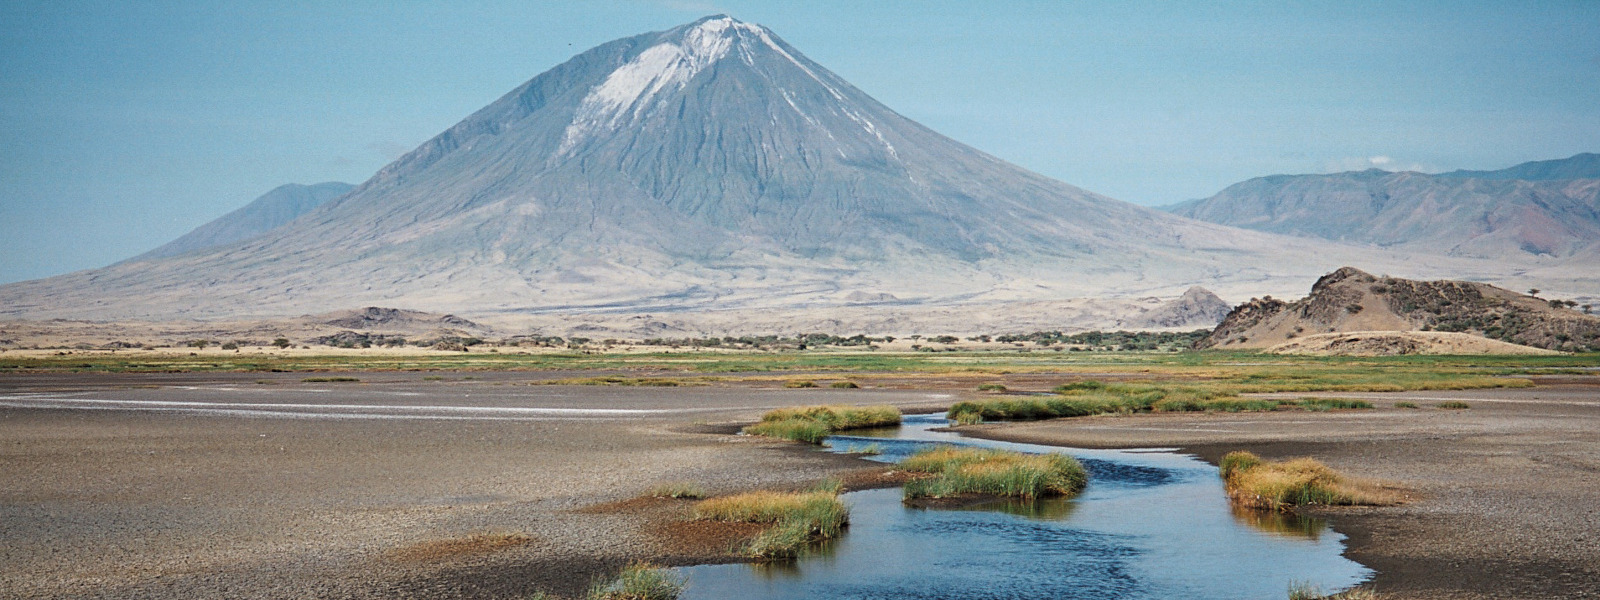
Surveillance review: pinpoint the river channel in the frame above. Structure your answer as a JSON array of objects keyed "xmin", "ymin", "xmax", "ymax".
[{"xmin": 678, "ymin": 413, "xmax": 1370, "ymax": 599}]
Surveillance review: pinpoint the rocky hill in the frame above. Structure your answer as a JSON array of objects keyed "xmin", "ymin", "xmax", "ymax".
[
  {"xmin": 1199, "ymin": 267, "xmax": 1600, "ymax": 353},
  {"xmin": 130, "ymin": 182, "xmax": 353, "ymax": 261},
  {"xmin": 1164, "ymin": 154, "xmax": 1600, "ymax": 259},
  {"xmin": 1125, "ymin": 286, "xmax": 1232, "ymax": 329}
]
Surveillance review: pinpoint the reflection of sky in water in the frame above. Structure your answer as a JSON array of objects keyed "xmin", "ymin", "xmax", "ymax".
[{"xmin": 680, "ymin": 414, "xmax": 1369, "ymax": 600}]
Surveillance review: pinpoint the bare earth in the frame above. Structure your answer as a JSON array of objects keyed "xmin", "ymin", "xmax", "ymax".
[
  {"xmin": 4, "ymin": 372, "xmax": 1598, "ymax": 599},
  {"xmin": 963, "ymin": 378, "xmax": 1600, "ymax": 600},
  {"xmin": 0, "ymin": 372, "xmax": 949, "ymax": 599}
]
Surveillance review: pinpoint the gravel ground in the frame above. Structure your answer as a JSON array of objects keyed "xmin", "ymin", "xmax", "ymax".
[
  {"xmin": 962, "ymin": 379, "xmax": 1600, "ymax": 600},
  {"xmin": 0, "ymin": 373, "xmax": 950, "ymax": 599}
]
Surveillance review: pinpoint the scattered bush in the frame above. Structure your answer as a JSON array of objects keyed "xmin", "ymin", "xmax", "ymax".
[
  {"xmin": 901, "ymin": 446, "xmax": 1087, "ymax": 501},
  {"xmin": 586, "ymin": 561, "xmax": 685, "ymax": 600},
  {"xmin": 744, "ymin": 405, "xmax": 901, "ymax": 444},
  {"xmin": 1220, "ymin": 451, "xmax": 1397, "ymax": 511}
]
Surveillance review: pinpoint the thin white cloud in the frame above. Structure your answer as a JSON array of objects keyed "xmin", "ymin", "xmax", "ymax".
[{"xmin": 1322, "ymin": 155, "xmax": 1437, "ymax": 174}]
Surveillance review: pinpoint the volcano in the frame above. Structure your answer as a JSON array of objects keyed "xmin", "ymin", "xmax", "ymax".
[{"xmin": 0, "ymin": 16, "xmax": 1503, "ymax": 320}]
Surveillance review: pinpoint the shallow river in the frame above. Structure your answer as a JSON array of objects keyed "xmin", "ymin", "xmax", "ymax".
[{"xmin": 679, "ymin": 414, "xmax": 1369, "ymax": 599}]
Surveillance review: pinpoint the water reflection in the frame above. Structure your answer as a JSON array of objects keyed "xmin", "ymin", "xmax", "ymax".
[{"xmin": 1231, "ymin": 505, "xmax": 1328, "ymax": 540}]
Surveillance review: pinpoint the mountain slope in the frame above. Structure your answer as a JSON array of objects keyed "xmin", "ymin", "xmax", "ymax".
[
  {"xmin": 1165, "ymin": 163, "xmax": 1600, "ymax": 258},
  {"xmin": 131, "ymin": 182, "xmax": 354, "ymax": 261},
  {"xmin": 0, "ymin": 16, "xmax": 1559, "ymax": 321},
  {"xmin": 1199, "ymin": 267, "xmax": 1600, "ymax": 352}
]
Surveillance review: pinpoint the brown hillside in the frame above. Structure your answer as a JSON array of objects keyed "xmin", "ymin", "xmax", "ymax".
[{"xmin": 1199, "ymin": 267, "xmax": 1600, "ymax": 352}]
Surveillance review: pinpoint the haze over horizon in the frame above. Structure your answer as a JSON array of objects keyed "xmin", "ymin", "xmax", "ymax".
[{"xmin": 2, "ymin": 1, "xmax": 1597, "ymax": 284}]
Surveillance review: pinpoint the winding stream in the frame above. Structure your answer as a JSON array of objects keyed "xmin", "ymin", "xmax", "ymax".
[{"xmin": 679, "ymin": 413, "xmax": 1370, "ymax": 599}]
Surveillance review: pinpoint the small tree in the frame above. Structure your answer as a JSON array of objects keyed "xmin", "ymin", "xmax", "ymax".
[
  {"xmin": 1584, "ymin": 304, "xmax": 1593, "ymax": 315},
  {"xmin": 272, "ymin": 338, "xmax": 291, "ymax": 349},
  {"xmin": 188, "ymin": 339, "xmax": 210, "ymax": 349},
  {"xmin": 1528, "ymin": 288, "xmax": 1540, "ymax": 297}
]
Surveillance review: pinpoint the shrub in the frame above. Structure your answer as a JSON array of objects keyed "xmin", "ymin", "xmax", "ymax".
[
  {"xmin": 586, "ymin": 561, "xmax": 685, "ymax": 600},
  {"xmin": 1436, "ymin": 401, "xmax": 1471, "ymax": 409},
  {"xmin": 901, "ymin": 446, "xmax": 1087, "ymax": 501},
  {"xmin": 1394, "ymin": 401, "xmax": 1419, "ymax": 409},
  {"xmin": 976, "ymin": 383, "xmax": 1007, "ymax": 392},
  {"xmin": 829, "ymin": 381, "xmax": 860, "ymax": 389},
  {"xmin": 1220, "ymin": 451, "xmax": 1397, "ymax": 511},
  {"xmin": 302, "ymin": 377, "xmax": 360, "ymax": 383},
  {"xmin": 784, "ymin": 380, "xmax": 818, "ymax": 388}
]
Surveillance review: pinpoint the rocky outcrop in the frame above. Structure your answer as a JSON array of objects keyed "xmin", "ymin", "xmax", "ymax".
[{"xmin": 1199, "ymin": 267, "xmax": 1600, "ymax": 352}]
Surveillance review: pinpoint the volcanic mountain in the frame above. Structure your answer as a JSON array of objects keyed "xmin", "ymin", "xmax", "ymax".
[
  {"xmin": 0, "ymin": 16, "xmax": 1527, "ymax": 320},
  {"xmin": 131, "ymin": 182, "xmax": 354, "ymax": 261},
  {"xmin": 1165, "ymin": 154, "xmax": 1600, "ymax": 259}
]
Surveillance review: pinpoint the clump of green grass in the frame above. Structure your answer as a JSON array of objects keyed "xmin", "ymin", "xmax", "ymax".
[
  {"xmin": 1394, "ymin": 401, "xmax": 1419, "ymax": 409},
  {"xmin": 744, "ymin": 405, "xmax": 902, "ymax": 444},
  {"xmin": 901, "ymin": 446, "xmax": 1087, "ymax": 501},
  {"xmin": 1288, "ymin": 581, "xmax": 1380, "ymax": 600},
  {"xmin": 646, "ymin": 482, "xmax": 706, "ymax": 499},
  {"xmin": 302, "ymin": 376, "xmax": 359, "ymax": 383},
  {"xmin": 976, "ymin": 383, "xmax": 1008, "ymax": 392},
  {"xmin": 1220, "ymin": 451, "xmax": 1398, "ymax": 511},
  {"xmin": 829, "ymin": 381, "xmax": 860, "ymax": 389},
  {"xmin": 585, "ymin": 561, "xmax": 685, "ymax": 600},
  {"xmin": 1436, "ymin": 401, "xmax": 1471, "ymax": 409},
  {"xmin": 695, "ymin": 489, "xmax": 849, "ymax": 559},
  {"xmin": 784, "ymin": 380, "xmax": 818, "ymax": 388}
]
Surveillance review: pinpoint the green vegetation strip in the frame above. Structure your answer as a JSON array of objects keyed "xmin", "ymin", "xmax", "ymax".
[
  {"xmin": 900, "ymin": 446, "xmax": 1087, "ymax": 501},
  {"xmin": 695, "ymin": 489, "xmax": 849, "ymax": 560},
  {"xmin": 949, "ymin": 381, "xmax": 1393, "ymax": 424},
  {"xmin": 1220, "ymin": 451, "xmax": 1396, "ymax": 511},
  {"xmin": 743, "ymin": 405, "xmax": 901, "ymax": 444}
]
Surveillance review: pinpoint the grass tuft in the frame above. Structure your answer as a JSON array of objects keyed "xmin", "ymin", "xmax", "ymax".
[
  {"xmin": 646, "ymin": 482, "xmax": 706, "ymax": 499},
  {"xmin": 976, "ymin": 383, "xmax": 1008, "ymax": 392},
  {"xmin": 1288, "ymin": 581, "xmax": 1381, "ymax": 600},
  {"xmin": 585, "ymin": 561, "xmax": 685, "ymax": 600},
  {"xmin": 744, "ymin": 405, "xmax": 901, "ymax": 444},
  {"xmin": 1436, "ymin": 401, "xmax": 1471, "ymax": 409},
  {"xmin": 829, "ymin": 381, "xmax": 860, "ymax": 389},
  {"xmin": 901, "ymin": 446, "xmax": 1087, "ymax": 501},
  {"xmin": 1394, "ymin": 401, "xmax": 1419, "ymax": 409},
  {"xmin": 695, "ymin": 489, "xmax": 848, "ymax": 559},
  {"xmin": 783, "ymin": 380, "xmax": 818, "ymax": 388},
  {"xmin": 1221, "ymin": 451, "xmax": 1399, "ymax": 511},
  {"xmin": 302, "ymin": 376, "xmax": 359, "ymax": 383}
]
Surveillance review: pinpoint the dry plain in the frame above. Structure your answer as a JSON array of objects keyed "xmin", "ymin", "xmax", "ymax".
[{"xmin": 2, "ymin": 359, "xmax": 1597, "ymax": 599}]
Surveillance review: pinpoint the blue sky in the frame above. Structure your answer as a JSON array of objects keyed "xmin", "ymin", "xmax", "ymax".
[{"xmin": 2, "ymin": 0, "xmax": 1596, "ymax": 284}]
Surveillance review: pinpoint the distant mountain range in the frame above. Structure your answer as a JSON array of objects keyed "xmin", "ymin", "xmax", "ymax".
[
  {"xmin": 0, "ymin": 16, "xmax": 1586, "ymax": 322},
  {"xmin": 1164, "ymin": 154, "xmax": 1600, "ymax": 259},
  {"xmin": 131, "ymin": 182, "xmax": 353, "ymax": 261}
]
